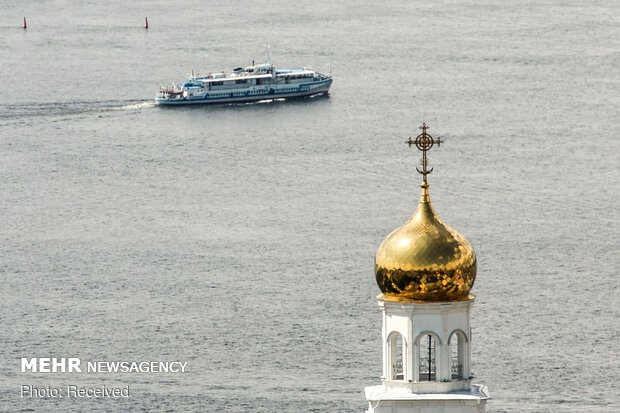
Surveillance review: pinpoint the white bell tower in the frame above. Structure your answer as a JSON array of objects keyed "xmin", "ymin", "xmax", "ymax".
[
  {"xmin": 364, "ymin": 298, "xmax": 489, "ymax": 413},
  {"xmin": 364, "ymin": 123, "xmax": 489, "ymax": 413}
]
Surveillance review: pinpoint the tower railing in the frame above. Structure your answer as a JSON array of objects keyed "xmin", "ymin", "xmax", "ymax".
[{"xmin": 451, "ymin": 363, "xmax": 463, "ymax": 379}]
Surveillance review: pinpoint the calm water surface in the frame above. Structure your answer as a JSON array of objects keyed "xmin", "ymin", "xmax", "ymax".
[{"xmin": 1, "ymin": 1, "xmax": 619, "ymax": 412}]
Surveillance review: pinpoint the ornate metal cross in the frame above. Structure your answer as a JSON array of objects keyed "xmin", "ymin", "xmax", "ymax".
[{"xmin": 405, "ymin": 123, "xmax": 443, "ymax": 184}]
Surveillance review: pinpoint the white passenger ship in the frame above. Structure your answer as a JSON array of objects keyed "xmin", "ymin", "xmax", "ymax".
[{"xmin": 155, "ymin": 62, "xmax": 332, "ymax": 105}]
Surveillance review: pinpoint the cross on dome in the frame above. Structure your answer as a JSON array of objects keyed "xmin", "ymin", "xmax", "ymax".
[{"xmin": 405, "ymin": 123, "xmax": 443, "ymax": 184}]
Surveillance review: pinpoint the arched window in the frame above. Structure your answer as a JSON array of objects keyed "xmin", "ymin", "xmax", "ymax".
[
  {"xmin": 418, "ymin": 334, "xmax": 437, "ymax": 381},
  {"xmin": 387, "ymin": 332, "xmax": 404, "ymax": 380},
  {"xmin": 449, "ymin": 330, "xmax": 468, "ymax": 380}
]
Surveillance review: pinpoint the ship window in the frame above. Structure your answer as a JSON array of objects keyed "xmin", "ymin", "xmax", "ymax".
[
  {"xmin": 212, "ymin": 81, "xmax": 223, "ymax": 86},
  {"xmin": 236, "ymin": 79, "xmax": 247, "ymax": 84}
]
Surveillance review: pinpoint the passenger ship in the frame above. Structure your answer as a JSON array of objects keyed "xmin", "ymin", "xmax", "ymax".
[{"xmin": 155, "ymin": 62, "xmax": 332, "ymax": 105}]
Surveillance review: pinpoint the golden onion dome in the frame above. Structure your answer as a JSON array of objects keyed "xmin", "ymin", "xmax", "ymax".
[
  {"xmin": 375, "ymin": 123, "xmax": 476, "ymax": 302},
  {"xmin": 375, "ymin": 182, "xmax": 476, "ymax": 302}
]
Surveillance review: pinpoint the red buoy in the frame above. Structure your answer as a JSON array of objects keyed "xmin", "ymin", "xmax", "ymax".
[
  {"xmin": 23, "ymin": 17, "xmax": 27, "ymax": 29},
  {"xmin": 144, "ymin": 17, "xmax": 148, "ymax": 29}
]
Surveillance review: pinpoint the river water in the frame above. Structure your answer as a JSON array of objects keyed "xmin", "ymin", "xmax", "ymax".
[{"xmin": 1, "ymin": 0, "xmax": 618, "ymax": 411}]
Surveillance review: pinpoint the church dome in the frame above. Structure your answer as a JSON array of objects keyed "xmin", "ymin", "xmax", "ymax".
[
  {"xmin": 375, "ymin": 124, "xmax": 476, "ymax": 302},
  {"xmin": 375, "ymin": 183, "xmax": 476, "ymax": 301}
]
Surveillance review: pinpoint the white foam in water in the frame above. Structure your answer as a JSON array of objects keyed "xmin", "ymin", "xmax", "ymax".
[{"xmin": 115, "ymin": 101, "xmax": 156, "ymax": 111}]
